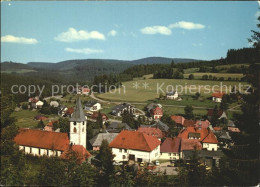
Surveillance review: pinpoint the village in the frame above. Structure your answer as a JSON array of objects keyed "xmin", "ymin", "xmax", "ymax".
[{"xmin": 12, "ymin": 85, "xmax": 241, "ymax": 175}]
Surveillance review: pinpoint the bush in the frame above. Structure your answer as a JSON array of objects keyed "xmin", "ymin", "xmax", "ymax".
[
  {"xmin": 202, "ymin": 75, "xmax": 208, "ymax": 80},
  {"xmin": 219, "ymin": 77, "xmax": 224, "ymax": 81},
  {"xmin": 189, "ymin": 74, "xmax": 194, "ymax": 80}
]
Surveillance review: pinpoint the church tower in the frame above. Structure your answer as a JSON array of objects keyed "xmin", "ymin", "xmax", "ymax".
[{"xmin": 70, "ymin": 97, "xmax": 87, "ymax": 148}]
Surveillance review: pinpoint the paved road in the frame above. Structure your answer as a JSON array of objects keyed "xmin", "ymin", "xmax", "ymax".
[{"xmin": 153, "ymin": 162, "xmax": 178, "ymax": 175}]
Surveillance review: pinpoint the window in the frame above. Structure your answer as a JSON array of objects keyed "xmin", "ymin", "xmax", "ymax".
[
  {"xmin": 119, "ymin": 149, "xmax": 122, "ymax": 153},
  {"xmin": 122, "ymin": 155, "xmax": 126, "ymax": 159},
  {"xmin": 47, "ymin": 150, "xmax": 49, "ymax": 156},
  {"xmin": 38, "ymin": 148, "xmax": 41, "ymax": 155},
  {"xmin": 124, "ymin": 149, "xmax": 127, "ymax": 153},
  {"xmin": 82, "ymin": 127, "xmax": 84, "ymax": 132},
  {"xmin": 160, "ymin": 153, "xmax": 162, "ymax": 155},
  {"xmin": 168, "ymin": 153, "xmax": 171, "ymax": 156},
  {"xmin": 74, "ymin": 122, "xmax": 76, "ymax": 125},
  {"xmin": 30, "ymin": 147, "xmax": 32, "ymax": 154},
  {"xmin": 82, "ymin": 122, "xmax": 85, "ymax": 125},
  {"xmin": 74, "ymin": 127, "xmax": 77, "ymax": 133},
  {"xmin": 56, "ymin": 151, "xmax": 58, "ymax": 156}
]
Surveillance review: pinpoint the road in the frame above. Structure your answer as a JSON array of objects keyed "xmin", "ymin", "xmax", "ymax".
[{"xmin": 153, "ymin": 162, "xmax": 178, "ymax": 175}]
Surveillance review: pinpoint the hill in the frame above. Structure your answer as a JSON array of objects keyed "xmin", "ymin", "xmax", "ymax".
[{"xmin": 131, "ymin": 57, "xmax": 199, "ymax": 65}]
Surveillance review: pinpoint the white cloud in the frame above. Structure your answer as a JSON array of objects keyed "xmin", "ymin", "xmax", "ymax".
[
  {"xmin": 255, "ymin": 11, "xmax": 260, "ymax": 18},
  {"xmin": 65, "ymin": 47, "xmax": 103, "ymax": 55},
  {"xmin": 1, "ymin": 35, "xmax": 38, "ymax": 44},
  {"xmin": 55, "ymin": 28, "xmax": 106, "ymax": 42},
  {"xmin": 140, "ymin": 26, "xmax": 172, "ymax": 35},
  {"xmin": 169, "ymin": 21, "xmax": 205, "ymax": 30},
  {"xmin": 108, "ymin": 30, "xmax": 117, "ymax": 36}
]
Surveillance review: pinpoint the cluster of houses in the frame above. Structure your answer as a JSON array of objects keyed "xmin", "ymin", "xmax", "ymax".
[
  {"xmin": 28, "ymin": 96, "xmax": 44, "ymax": 109},
  {"xmin": 14, "ymin": 90, "xmax": 238, "ymax": 169}
]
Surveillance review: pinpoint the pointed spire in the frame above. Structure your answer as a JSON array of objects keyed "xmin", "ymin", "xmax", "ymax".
[{"xmin": 70, "ymin": 97, "xmax": 86, "ymax": 122}]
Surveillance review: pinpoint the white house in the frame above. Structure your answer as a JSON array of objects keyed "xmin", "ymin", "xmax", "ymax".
[
  {"xmin": 212, "ymin": 92, "xmax": 224, "ymax": 103},
  {"xmin": 166, "ymin": 91, "xmax": 178, "ymax": 100},
  {"xmin": 50, "ymin": 101, "xmax": 59, "ymax": 108},
  {"xmin": 36, "ymin": 101, "xmax": 44, "ymax": 109},
  {"xmin": 109, "ymin": 130, "xmax": 161, "ymax": 163},
  {"xmin": 84, "ymin": 101, "xmax": 101, "ymax": 112}
]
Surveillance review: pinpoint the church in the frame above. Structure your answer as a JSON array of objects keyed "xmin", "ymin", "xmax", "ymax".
[{"xmin": 14, "ymin": 97, "xmax": 91, "ymax": 161}]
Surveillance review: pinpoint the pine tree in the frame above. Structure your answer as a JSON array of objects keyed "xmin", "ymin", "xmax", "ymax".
[{"xmin": 184, "ymin": 105, "xmax": 194, "ymax": 119}]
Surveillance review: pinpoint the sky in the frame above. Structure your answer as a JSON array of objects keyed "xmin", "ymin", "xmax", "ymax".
[{"xmin": 1, "ymin": 1, "xmax": 259, "ymax": 63}]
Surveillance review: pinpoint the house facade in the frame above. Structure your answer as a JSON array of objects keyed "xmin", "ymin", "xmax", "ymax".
[
  {"xmin": 160, "ymin": 137, "xmax": 181, "ymax": 160},
  {"xmin": 166, "ymin": 91, "xmax": 178, "ymax": 100},
  {"xmin": 150, "ymin": 106, "xmax": 163, "ymax": 120},
  {"xmin": 109, "ymin": 130, "xmax": 161, "ymax": 162},
  {"xmin": 111, "ymin": 103, "xmax": 135, "ymax": 116},
  {"xmin": 212, "ymin": 92, "xmax": 225, "ymax": 103},
  {"xmin": 85, "ymin": 101, "xmax": 101, "ymax": 112}
]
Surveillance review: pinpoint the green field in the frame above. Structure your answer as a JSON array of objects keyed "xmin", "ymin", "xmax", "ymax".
[
  {"xmin": 215, "ymin": 63, "xmax": 249, "ymax": 69},
  {"xmin": 1, "ymin": 69, "xmax": 38, "ymax": 74},
  {"xmin": 98, "ymin": 78, "xmax": 248, "ymax": 102},
  {"xmin": 11, "ymin": 109, "xmax": 60, "ymax": 128},
  {"xmin": 183, "ymin": 72, "xmax": 244, "ymax": 80}
]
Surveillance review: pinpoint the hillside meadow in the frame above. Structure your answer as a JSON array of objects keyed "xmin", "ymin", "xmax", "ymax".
[{"xmin": 97, "ymin": 78, "xmax": 248, "ymax": 102}]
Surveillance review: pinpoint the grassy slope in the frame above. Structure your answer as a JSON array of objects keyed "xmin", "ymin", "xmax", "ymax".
[{"xmin": 98, "ymin": 78, "xmax": 247, "ymax": 102}]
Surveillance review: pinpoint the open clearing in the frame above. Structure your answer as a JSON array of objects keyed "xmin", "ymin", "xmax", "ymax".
[{"xmin": 98, "ymin": 78, "xmax": 248, "ymax": 102}]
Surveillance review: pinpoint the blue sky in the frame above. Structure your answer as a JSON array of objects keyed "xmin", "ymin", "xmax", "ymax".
[{"xmin": 1, "ymin": 1, "xmax": 259, "ymax": 63}]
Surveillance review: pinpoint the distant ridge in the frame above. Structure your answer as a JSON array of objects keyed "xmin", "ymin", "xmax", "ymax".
[
  {"xmin": 26, "ymin": 57, "xmax": 199, "ymax": 70},
  {"xmin": 1, "ymin": 57, "xmax": 200, "ymax": 80}
]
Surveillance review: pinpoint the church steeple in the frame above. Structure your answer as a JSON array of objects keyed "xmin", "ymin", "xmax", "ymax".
[
  {"xmin": 69, "ymin": 97, "xmax": 87, "ymax": 148},
  {"xmin": 70, "ymin": 97, "xmax": 86, "ymax": 122}
]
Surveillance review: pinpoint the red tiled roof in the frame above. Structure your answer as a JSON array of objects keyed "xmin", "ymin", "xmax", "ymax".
[
  {"xmin": 82, "ymin": 88, "xmax": 90, "ymax": 93},
  {"xmin": 183, "ymin": 120, "xmax": 196, "ymax": 128},
  {"xmin": 66, "ymin": 107, "xmax": 74, "ymax": 115},
  {"xmin": 181, "ymin": 139, "xmax": 202, "ymax": 151},
  {"xmin": 207, "ymin": 109, "xmax": 224, "ymax": 117},
  {"xmin": 195, "ymin": 120, "xmax": 210, "ymax": 129},
  {"xmin": 212, "ymin": 92, "xmax": 225, "ymax": 98},
  {"xmin": 60, "ymin": 145, "xmax": 91, "ymax": 164},
  {"xmin": 137, "ymin": 127, "xmax": 163, "ymax": 139},
  {"xmin": 109, "ymin": 130, "xmax": 161, "ymax": 152},
  {"xmin": 178, "ymin": 127, "xmax": 218, "ymax": 144},
  {"xmin": 14, "ymin": 128, "xmax": 69, "ymax": 151},
  {"xmin": 202, "ymin": 132, "xmax": 219, "ymax": 144},
  {"xmin": 228, "ymin": 127, "xmax": 240, "ymax": 133},
  {"xmin": 213, "ymin": 127, "xmax": 223, "ymax": 131},
  {"xmin": 160, "ymin": 137, "xmax": 181, "ymax": 153},
  {"xmin": 171, "ymin": 115, "xmax": 185, "ymax": 125},
  {"xmin": 151, "ymin": 106, "xmax": 163, "ymax": 115}
]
